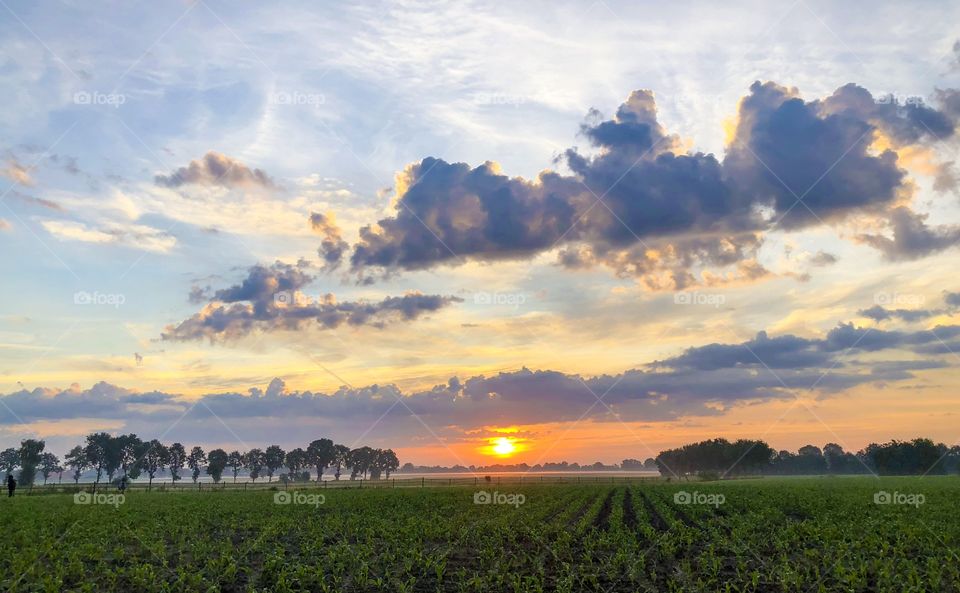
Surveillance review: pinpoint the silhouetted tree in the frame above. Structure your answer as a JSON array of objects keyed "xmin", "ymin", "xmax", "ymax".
[
  {"xmin": 39, "ymin": 452, "xmax": 60, "ymax": 485},
  {"xmin": 65, "ymin": 446, "xmax": 86, "ymax": 484},
  {"xmin": 138, "ymin": 440, "xmax": 169, "ymax": 488},
  {"xmin": 245, "ymin": 448, "xmax": 265, "ymax": 482},
  {"xmin": 18, "ymin": 439, "xmax": 45, "ymax": 486},
  {"xmin": 264, "ymin": 445, "xmax": 286, "ymax": 482},
  {"xmin": 227, "ymin": 451, "xmax": 245, "ymax": 482},
  {"xmin": 285, "ymin": 448, "xmax": 308, "ymax": 481},
  {"xmin": 206, "ymin": 449, "xmax": 228, "ymax": 483},
  {"xmin": 307, "ymin": 438, "xmax": 335, "ymax": 482},
  {"xmin": 187, "ymin": 446, "xmax": 206, "ymax": 483},
  {"xmin": 167, "ymin": 443, "xmax": 186, "ymax": 483},
  {"xmin": 332, "ymin": 444, "xmax": 350, "ymax": 481}
]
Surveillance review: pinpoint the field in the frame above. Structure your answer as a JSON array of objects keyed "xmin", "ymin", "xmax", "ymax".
[{"xmin": 1, "ymin": 476, "xmax": 958, "ymax": 592}]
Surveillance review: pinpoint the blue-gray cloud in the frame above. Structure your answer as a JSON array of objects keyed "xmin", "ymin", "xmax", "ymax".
[
  {"xmin": 154, "ymin": 151, "xmax": 275, "ymax": 189},
  {"xmin": 162, "ymin": 261, "xmax": 460, "ymax": 341},
  {"xmin": 347, "ymin": 82, "xmax": 960, "ymax": 285}
]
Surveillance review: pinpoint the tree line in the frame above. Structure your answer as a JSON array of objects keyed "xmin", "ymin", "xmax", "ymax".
[
  {"xmin": 0, "ymin": 434, "xmax": 399, "ymax": 487},
  {"xmin": 654, "ymin": 437, "xmax": 960, "ymax": 477}
]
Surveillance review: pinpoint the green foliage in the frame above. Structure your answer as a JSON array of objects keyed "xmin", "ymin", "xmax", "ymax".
[{"xmin": 0, "ymin": 477, "xmax": 956, "ymax": 591}]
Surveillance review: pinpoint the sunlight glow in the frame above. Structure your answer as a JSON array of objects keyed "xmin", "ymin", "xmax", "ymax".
[{"xmin": 492, "ymin": 437, "xmax": 516, "ymax": 457}]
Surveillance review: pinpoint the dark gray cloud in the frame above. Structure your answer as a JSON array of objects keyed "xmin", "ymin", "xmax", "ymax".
[
  {"xmin": 162, "ymin": 261, "xmax": 460, "ymax": 341},
  {"xmin": 310, "ymin": 212, "xmax": 349, "ymax": 270},
  {"xmin": 858, "ymin": 305, "xmax": 936, "ymax": 323},
  {"xmin": 348, "ymin": 82, "xmax": 959, "ymax": 285},
  {"xmin": 723, "ymin": 82, "xmax": 906, "ymax": 229},
  {"xmin": 5, "ymin": 317, "xmax": 955, "ymax": 447},
  {"xmin": 858, "ymin": 290, "xmax": 959, "ymax": 323},
  {"xmin": 659, "ymin": 321, "xmax": 960, "ymax": 371},
  {"xmin": 154, "ymin": 151, "xmax": 275, "ymax": 189},
  {"xmin": 857, "ymin": 207, "xmax": 960, "ymax": 260}
]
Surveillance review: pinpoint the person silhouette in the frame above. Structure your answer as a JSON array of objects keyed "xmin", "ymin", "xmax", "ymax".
[
  {"xmin": 6, "ymin": 474, "xmax": 15, "ymax": 497},
  {"xmin": 118, "ymin": 476, "xmax": 127, "ymax": 494}
]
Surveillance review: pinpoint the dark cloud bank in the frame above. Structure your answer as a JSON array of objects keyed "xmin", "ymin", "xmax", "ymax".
[
  {"xmin": 341, "ymin": 82, "xmax": 960, "ymax": 287},
  {"xmin": 9, "ymin": 318, "xmax": 957, "ymax": 442}
]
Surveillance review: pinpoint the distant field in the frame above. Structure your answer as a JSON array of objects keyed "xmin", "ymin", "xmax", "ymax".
[{"xmin": 1, "ymin": 476, "xmax": 957, "ymax": 592}]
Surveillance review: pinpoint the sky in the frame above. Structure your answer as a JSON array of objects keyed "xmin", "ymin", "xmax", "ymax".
[{"xmin": 2, "ymin": 0, "xmax": 960, "ymax": 467}]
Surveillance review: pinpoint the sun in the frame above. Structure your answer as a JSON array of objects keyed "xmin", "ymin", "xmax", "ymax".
[{"xmin": 492, "ymin": 437, "xmax": 516, "ymax": 457}]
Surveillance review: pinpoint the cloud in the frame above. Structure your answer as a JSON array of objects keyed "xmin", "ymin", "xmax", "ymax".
[
  {"xmin": 40, "ymin": 220, "xmax": 176, "ymax": 253},
  {"xmin": 348, "ymin": 82, "xmax": 959, "ymax": 287},
  {"xmin": 310, "ymin": 212, "xmax": 349, "ymax": 270},
  {"xmin": 1, "ymin": 158, "xmax": 33, "ymax": 186},
  {"xmin": 6, "ymin": 317, "xmax": 955, "ymax": 443},
  {"xmin": 809, "ymin": 250, "xmax": 838, "ymax": 266},
  {"xmin": 154, "ymin": 151, "xmax": 275, "ymax": 189},
  {"xmin": 10, "ymin": 190, "xmax": 64, "ymax": 211},
  {"xmin": 858, "ymin": 290, "xmax": 959, "ymax": 323},
  {"xmin": 856, "ymin": 207, "xmax": 960, "ymax": 260},
  {"xmin": 161, "ymin": 261, "xmax": 461, "ymax": 341}
]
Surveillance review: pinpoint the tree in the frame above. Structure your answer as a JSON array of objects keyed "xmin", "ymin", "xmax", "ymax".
[
  {"xmin": 307, "ymin": 438, "xmax": 335, "ymax": 482},
  {"xmin": 84, "ymin": 432, "xmax": 112, "ymax": 490},
  {"xmin": 0, "ymin": 447, "xmax": 19, "ymax": 477},
  {"xmin": 621, "ymin": 458, "xmax": 644, "ymax": 470},
  {"xmin": 348, "ymin": 447, "xmax": 376, "ymax": 480},
  {"xmin": 187, "ymin": 446, "xmax": 206, "ymax": 483},
  {"xmin": 264, "ymin": 445, "xmax": 286, "ymax": 482},
  {"xmin": 39, "ymin": 452, "xmax": 60, "ymax": 485},
  {"xmin": 245, "ymin": 448, "xmax": 265, "ymax": 482},
  {"xmin": 138, "ymin": 440, "xmax": 169, "ymax": 488},
  {"xmin": 370, "ymin": 449, "xmax": 399, "ymax": 479},
  {"xmin": 227, "ymin": 451, "xmax": 245, "ymax": 483},
  {"xmin": 65, "ymin": 446, "xmax": 86, "ymax": 484},
  {"xmin": 18, "ymin": 439, "xmax": 45, "ymax": 486},
  {"xmin": 115, "ymin": 434, "xmax": 143, "ymax": 479},
  {"xmin": 332, "ymin": 444, "xmax": 350, "ymax": 480},
  {"xmin": 285, "ymin": 448, "xmax": 308, "ymax": 481},
  {"xmin": 167, "ymin": 443, "xmax": 186, "ymax": 483},
  {"xmin": 206, "ymin": 449, "xmax": 228, "ymax": 483}
]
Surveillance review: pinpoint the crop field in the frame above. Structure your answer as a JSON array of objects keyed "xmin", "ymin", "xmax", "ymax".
[{"xmin": 1, "ymin": 476, "xmax": 957, "ymax": 592}]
